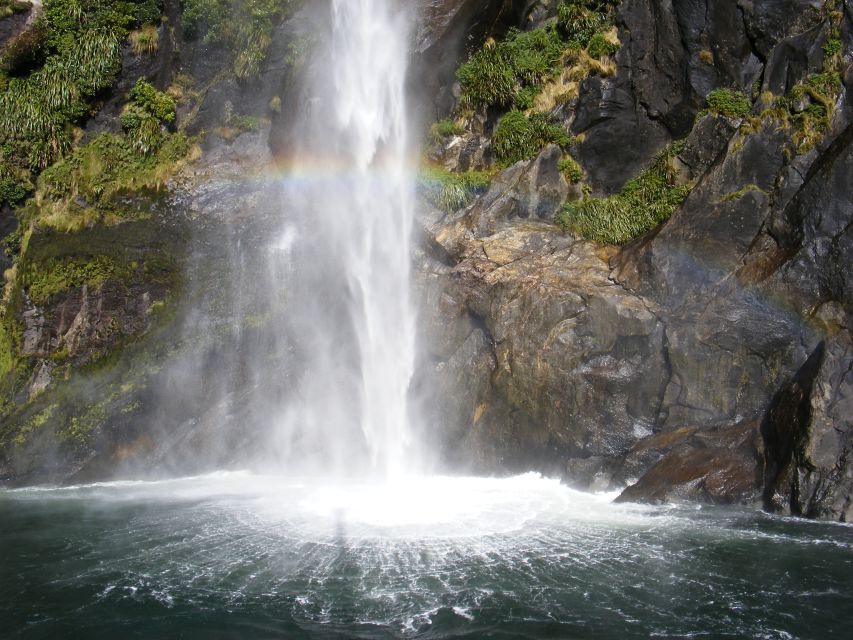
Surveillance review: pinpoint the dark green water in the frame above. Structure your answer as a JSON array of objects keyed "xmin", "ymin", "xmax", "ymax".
[{"xmin": 1, "ymin": 473, "xmax": 850, "ymax": 639}]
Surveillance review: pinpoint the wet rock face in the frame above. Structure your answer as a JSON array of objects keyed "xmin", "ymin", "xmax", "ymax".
[
  {"xmin": 412, "ymin": 0, "xmax": 529, "ymax": 117},
  {"xmin": 615, "ymin": 421, "xmax": 765, "ymax": 505},
  {"xmin": 417, "ymin": 0, "xmax": 853, "ymax": 518},
  {"xmin": 416, "ymin": 144, "xmax": 670, "ymax": 486}
]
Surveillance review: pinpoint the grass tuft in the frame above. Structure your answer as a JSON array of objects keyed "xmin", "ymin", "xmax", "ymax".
[
  {"xmin": 706, "ymin": 89, "xmax": 752, "ymax": 118},
  {"xmin": 129, "ymin": 25, "xmax": 159, "ymax": 56},
  {"xmin": 493, "ymin": 111, "xmax": 574, "ymax": 165},
  {"xmin": 420, "ymin": 167, "xmax": 493, "ymax": 213},
  {"xmin": 556, "ymin": 141, "xmax": 691, "ymax": 244}
]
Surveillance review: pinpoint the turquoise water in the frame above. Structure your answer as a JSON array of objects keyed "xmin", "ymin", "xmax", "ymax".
[{"xmin": 1, "ymin": 472, "xmax": 851, "ymax": 639}]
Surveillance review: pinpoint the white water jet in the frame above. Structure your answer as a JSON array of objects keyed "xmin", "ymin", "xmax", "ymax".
[{"xmin": 273, "ymin": 0, "xmax": 416, "ymax": 477}]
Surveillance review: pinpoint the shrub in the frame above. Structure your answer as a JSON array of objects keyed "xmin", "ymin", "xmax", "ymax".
[
  {"xmin": 556, "ymin": 141, "xmax": 691, "ymax": 244},
  {"xmin": 129, "ymin": 78, "xmax": 176, "ymax": 124},
  {"xmin": 706, "ymin": 88, "xmax": 752, "ymax": 118},
  {"xmin": 0, "ymin": 0, "xmax": 142, "ymax": 205},
  {"xmin": 493, "ymin": 111, "xmax": 573, "ymax": 165},
  {"xmin": 586, "ymin": 32, "xmax": 618, "ymax": 59},
  {"xmin": 0, "ymin": 164, "xmax": 32, "ymax": 207}
]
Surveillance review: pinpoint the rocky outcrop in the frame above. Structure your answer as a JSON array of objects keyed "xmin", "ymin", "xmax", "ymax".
[{"xmin": 417, "ymin": 0, "xmax": 853, "ymax": 520}]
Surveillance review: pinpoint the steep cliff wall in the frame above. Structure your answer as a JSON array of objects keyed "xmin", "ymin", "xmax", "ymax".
[
  {"xmin": 416, "ymin": 0, "xmax": 852, "ymax": 521},
  {"xmin": 0, "ymin": 0, "xmax": 850, "ymax": 521}
]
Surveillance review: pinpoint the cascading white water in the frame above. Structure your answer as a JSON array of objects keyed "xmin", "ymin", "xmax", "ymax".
[{"xmin": 274, "ymin": 0, "xmax": 416, "ymax": 477}]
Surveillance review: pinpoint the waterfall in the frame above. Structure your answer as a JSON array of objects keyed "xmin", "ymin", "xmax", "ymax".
[{"xmin": 274, "ymin": 0, "xmax": 416, "ymax": 477}]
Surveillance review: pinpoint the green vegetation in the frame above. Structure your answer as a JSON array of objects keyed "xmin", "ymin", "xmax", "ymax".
[
  {"xmin": 493, "ymin": 111, "xmax": 574, "ymax": 165},
  {"xmin": 430, "ymin": 118, "xmax": 465, "ymax": 142},
  {"xmin": 556, "ymin": 0, "xmax": 615, "ymax": 47},
  {"xmin": 35, "ymin": 131, "xmax": 197, "ymax": 231},
  {"xmin": 182, "ymin": 0, "xmax": 295, "ymax": 79},
  {"xmin": 556, "ymin": 141, "xmax": 691, "ymax": 244},
  {"xmin": 721, "ymin": 184, "xmax": 764, "ymax": 203},
  {"xmin": 420, "ymin": 167, "xmax": 492, "ymax": 213},
  {"xmin": 129, "ymin": 24, "xmax": 159, "ymax": 56},
  {"xmin": 457, "ymin": 28, "xmax": 565, "ymax": 110},
  {"xmin": 12, "ymin": 404, "xmax": 56, "ymax": 447},
  {"xmin": 129, "ymin": 78, "xmax": 176, "ymax": 124},
  {"xmin": 0, "ymin": 0, "xmax": 30, "ymax": 18},
  {"xmin": 22, "ymin": 256, "xmax": 128, "ymax": 304},
  {"xmin": 457, "ymin": 1, "xmax": 617, "ymax": 112},
  {"xmin": 586, "ymin": 32, "xmax": 618, "ymax": 59},
  {"xmin": 558, "ymin": 155, "xmax": 583, "ymax": 183},
  {"xmin": 0, "ymin": 0, "xmax": 165, "ymax": 207},
  {"xmin": 746, "ymin": 67, "xmax": 842, "ymax": 155},
  {"xmin": 706, "ymin": 89, "xmax": 752, "ymax": 118}
]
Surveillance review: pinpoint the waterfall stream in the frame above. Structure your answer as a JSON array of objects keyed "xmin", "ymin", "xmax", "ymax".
[{"xmin": 274, "ymin": 0, "xmax": 416, "ymax": 476}]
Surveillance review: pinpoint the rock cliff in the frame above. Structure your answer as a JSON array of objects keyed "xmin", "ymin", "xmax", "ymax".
[{"xmin": 0, "ymin": 0, "xmax": 850, "ymax": 521}]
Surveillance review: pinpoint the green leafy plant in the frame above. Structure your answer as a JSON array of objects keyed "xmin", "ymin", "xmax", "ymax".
[
  {"xmin": 706, "ymin": 88, "xmax": 752, "ymax": 118},
  {"xmin": 0, "ymin": 0, "xmax": 150, "ymax": 207},
  {"xmin": 556, "ymin": 141, "xmax": 691, "ymax": 244},
  {"xmin": 129, "ymin": 78, "xmax": 176, "ymax": 124},
  {"xmin": 493, "ymin": 111, "xmax": 574, "ymax": 165},
  {"xmin": 586, "ymin": 32, "xmax": 618, "ymax": 59}
]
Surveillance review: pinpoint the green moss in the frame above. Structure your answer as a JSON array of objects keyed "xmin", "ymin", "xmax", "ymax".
[
  {"xmin": 22, "ymin": 256, "xmax": 129, "ymax": 304},
  {"xmin": 13, "ymin": 404, "xmax": 57, "ymax": 447},
  {"xmin": 720, "ymin": 184, "xmax": 765, "ymax": 202},
  {"xmin": 60, "ymin": 401, "xmax": 107, "ymax": 445},
  {"xmin": 707, "ymin": 88, "xmax": 752, "ymax": 118},
  {"xmin": 556, "ymin": 140, "xmax": 691, "ymax": 244},
  {"xmin": 0, "ymin": 316, "xmax": 19, "ymax": 383},
  {"xmin": 493, "ymin": 111, "xmax": 574, "ymax": 165},
  {"xmin": 36, "ymin": 131, "xmax": 196, "ymax": 231},
  {"xmin": 420, "ymin": 167, "xmax": 492, "ymax": 213}
]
